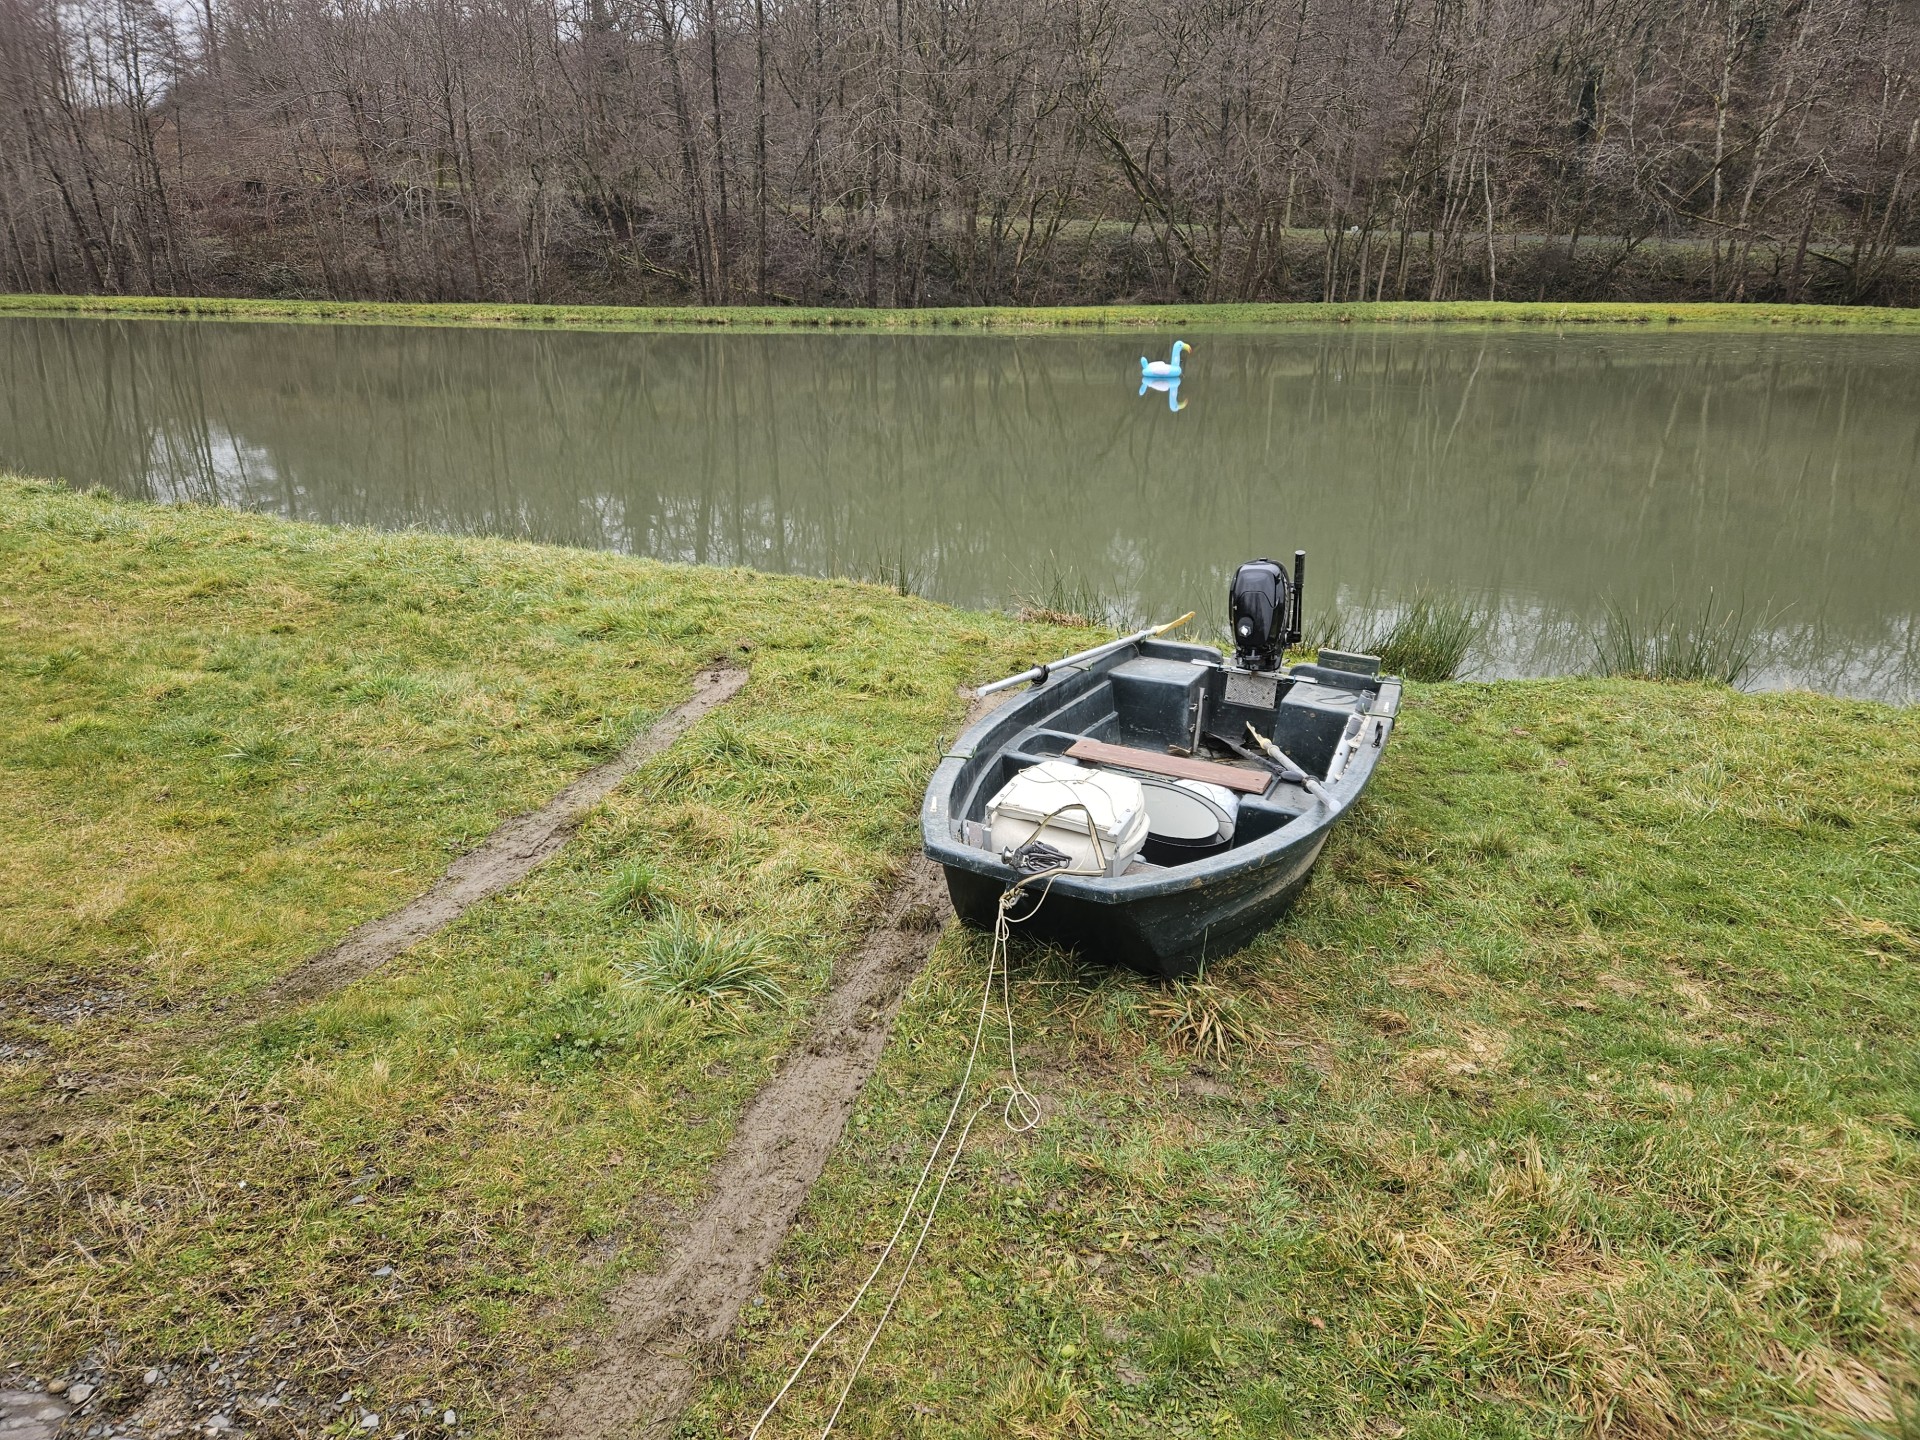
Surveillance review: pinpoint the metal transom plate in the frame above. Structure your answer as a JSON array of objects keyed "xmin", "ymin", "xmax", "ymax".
[{"xmin": 1224, "ymin": 669, "xmax": 1279, "ymax": 709}]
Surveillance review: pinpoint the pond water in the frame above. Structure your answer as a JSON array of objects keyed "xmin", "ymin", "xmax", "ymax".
[{"xmin": 2, "ymin": 316, "xmax": 1916, "ymax": 702}]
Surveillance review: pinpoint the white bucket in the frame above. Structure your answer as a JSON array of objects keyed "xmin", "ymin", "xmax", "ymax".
[{"xmin": 1137, "ymin": 775, "xmax": 1240, "ymax": 844}]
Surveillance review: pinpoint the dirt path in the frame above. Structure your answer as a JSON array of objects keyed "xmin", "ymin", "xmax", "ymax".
[
  {"xmin": 0, "ymin": 1389, "xmax": 69, "ymax": 1440},
  {"xmin": 538, "ymin": 816, "xmax": 970, "ymax": 1438},
  {"xmin": 260, "ymin": 665, "xmax": 748, "ymax": 1006}
]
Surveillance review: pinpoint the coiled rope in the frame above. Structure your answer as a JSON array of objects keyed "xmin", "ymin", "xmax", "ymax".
[{"xmin": 748, "ymin": 852, "xmax": 1073, "ymax": 1438}]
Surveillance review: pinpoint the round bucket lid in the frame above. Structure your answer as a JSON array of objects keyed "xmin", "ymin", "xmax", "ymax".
[{"xmin": 1138, "ymin": 776, "xmax": 1238, "ymax": 842}]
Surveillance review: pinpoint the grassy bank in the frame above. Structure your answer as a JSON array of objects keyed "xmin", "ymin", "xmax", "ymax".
[
  {"xmin": 6, "ymin": 293, "xmax": 1920, "ymax": 333},
  {"xmin": 0, "ymin": 475, "xmax": 1077, "ymax": 1430},
  {"xmin": 3, "ymin": 479, "xmax": 1917, "ymax": 1438},
  {"xmin": 702, "ymin": 684, "xmax": 1920, "ymax": 1438}
]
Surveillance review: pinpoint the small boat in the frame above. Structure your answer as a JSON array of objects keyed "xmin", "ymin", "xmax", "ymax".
[{"xmin": 921, "ymin": 556, "xmax": 1401, "ymax": 977}]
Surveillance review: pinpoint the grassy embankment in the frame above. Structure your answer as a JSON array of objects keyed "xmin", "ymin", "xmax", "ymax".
[
  {"xmin": 5, "ymin": 293, "xmax": 1920, "ymax": 332},
  {"xmin": 706, "ymin": 682, "xmax": 1920, "ymax": 1438},
  {"xmin": 0, "ymin": 474, "xmax": 1080, "ymax": 1430},
  {"xmin": 3, "ymin": 477, "xmax": 1917, "ymax": 1437}
]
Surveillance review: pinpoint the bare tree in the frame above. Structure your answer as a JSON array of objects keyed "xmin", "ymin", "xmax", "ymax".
[{"xmin": 0, "ymin": 0, "xmax": 1911, "ymax": 305}]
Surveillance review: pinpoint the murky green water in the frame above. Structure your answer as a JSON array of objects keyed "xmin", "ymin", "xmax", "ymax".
[{"xmin": 3, "ymin": 316, "xmax": 1916, "ymax": 701}]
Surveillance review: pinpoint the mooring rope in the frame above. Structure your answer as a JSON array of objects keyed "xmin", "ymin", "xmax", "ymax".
[{"xmin": 748, "ymin": 864, "xmax": 1061, "ymax": 1439}]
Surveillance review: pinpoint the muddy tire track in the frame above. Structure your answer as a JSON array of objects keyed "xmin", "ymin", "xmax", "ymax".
[
  {"xmin": 538, "ymin": 689, "xmax": 1006, "ymax": 1440},
  {"xmin": 260, "ymin": 664, "xmax": 748, "ymax": 1006},
  {"xmin": 538, "ymin": 851, "xmax": 955, "ymax": 1440},
  {"xmin": 0, "ymin": 666, "xmax": 747, "ymax": 1153}
]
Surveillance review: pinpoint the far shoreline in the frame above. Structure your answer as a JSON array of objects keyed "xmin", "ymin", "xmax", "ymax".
[{"xmin": 6, "ymin": 293, "xmax": 1920, "ymax": 334}]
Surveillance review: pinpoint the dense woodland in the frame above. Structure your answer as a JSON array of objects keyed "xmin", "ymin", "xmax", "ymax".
[{"xmin": 1, "ymin": 0, "xmax": 1917, "ymax": 306}]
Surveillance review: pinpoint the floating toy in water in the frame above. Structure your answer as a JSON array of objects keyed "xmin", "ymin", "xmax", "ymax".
[
  {"xmin": 1140, "ymin": 341, "xmax": 1191, "ymax": 380},
  {"xmin": 1139, "ymin": 375, "xmax": 1187, "ymax": 412}
]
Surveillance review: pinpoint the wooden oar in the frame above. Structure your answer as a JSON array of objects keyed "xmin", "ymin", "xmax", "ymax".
[
  {"xmin": 976, "ymin": 612, "xmax": 1196, "ymax": 697},
  {"xmin": 1243, "ymin": 722, "xmax": 1334, "ymax": 806}
]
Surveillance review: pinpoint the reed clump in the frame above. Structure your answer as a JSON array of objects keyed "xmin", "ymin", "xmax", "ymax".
[
  {"xmin": 1305, "ymin": 591, "xmax": 1487, "ymax": 681},
  {"xmin": 1588, "ymin": 592, "xmax": 1767, "ymax": 686},
  {"xmin": 1375, "ymin": 594, "xmax": 1487, "ymax": 681},
  {"xmin": 842, "ymin": 549, "xmax": 925, "ymax": 598},
  {"xmin": 602, "ymin": 857, "xmax": 669, "ymax": 917},
  {"xmin": 1014, "ymin": 558, "xmax": 1132, "ymax": 630}
]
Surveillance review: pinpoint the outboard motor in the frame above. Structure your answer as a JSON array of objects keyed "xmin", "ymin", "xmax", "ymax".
[{"xmin": 1229, "ymin": 553, "xmax": 1305, "ymax": 672}]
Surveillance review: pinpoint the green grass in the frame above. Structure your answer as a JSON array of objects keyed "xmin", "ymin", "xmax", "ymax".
[
  {"xmin": 693, "ymin": 685, "xmax": 1920, "ymax": 1439},
  {"xmin": 3, "ymin": 476, "xmax": 1917, "ymax": 1439},
  {"xmin": 602, "ymin": 857, "xmax": 670, "ymax": 918},
  {"xmin": 619, "ymin": 906, "xmax": 789, "ymax": 1013},
  {"xmin": 0, "ymin": 474, "xmax": 1083, "ymax": 1424},
  {"xmin": 6, "ymin": 293, "xmax": 1920, "ymax": 333}
]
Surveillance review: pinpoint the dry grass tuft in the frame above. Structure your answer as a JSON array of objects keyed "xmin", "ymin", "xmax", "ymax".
[
  {"xmin": 1771, "ymin": 1343, "xmax": 1903, "ymax": 1423},
  {"xmin": 1831, "ymin": 905, "xmax": 1920, "ymax": 960},
  {"xmin": 1015, "ymin": 605, "xmax": 1101, "ymax": 630},
  {"xmin": 1391, "ymin": 1024, "xmax": 1507, "ymax": 1095},
  {"xmin": 1145, "ymin": 980, "xmax": 1274, "ymax": 1064},
  {"xmin": 989, "ymin": 1365, "xmax": 1093, "ymax": 1437}
]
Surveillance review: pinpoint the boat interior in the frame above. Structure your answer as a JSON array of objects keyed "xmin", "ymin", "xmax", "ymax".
[{"xmin": 953, "ymin": 640, "xmax": 1389, "ymax": 856}]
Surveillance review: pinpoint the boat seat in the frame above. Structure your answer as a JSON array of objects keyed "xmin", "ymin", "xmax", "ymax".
[
  {"xmin": 1064, "ymin": 738, "xmax": 1273, "ymax": 795},
  {"xmin": 1108, "ymin": 656, "xmax": 1208, "ymax": 741},
  {"xmin": 1272, "ymin": 680, "xmax": 1368, "ymax": 775}
]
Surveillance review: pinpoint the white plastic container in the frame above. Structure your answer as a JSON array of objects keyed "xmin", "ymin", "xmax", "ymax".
[{"xmin": 985, "ymin": 760, "xmax": 1149, "ymax": 877}]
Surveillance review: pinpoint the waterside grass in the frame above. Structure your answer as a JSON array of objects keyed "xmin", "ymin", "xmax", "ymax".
[
  {"xmin": 2, "ymin": 478, "xmax": 1916, "ymax": 1438},
  {"xmin": 6, "ymin": 292, "xmax": 1920, "ymax": 333}
]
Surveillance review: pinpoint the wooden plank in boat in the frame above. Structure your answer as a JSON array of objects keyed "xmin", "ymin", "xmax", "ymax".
[{"xmin": 1064, "ymin": 739, "xmax": 1273, "ymax": 795}]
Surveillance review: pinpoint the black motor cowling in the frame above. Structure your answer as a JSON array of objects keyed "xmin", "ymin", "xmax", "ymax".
[{"xmin": 1229, "ymin": 554, "xmax": 1304, "ymax": 672}]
